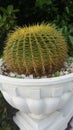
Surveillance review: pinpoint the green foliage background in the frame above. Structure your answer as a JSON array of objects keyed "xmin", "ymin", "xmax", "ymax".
[
  {"xmin": 0, "ymin": 92, "xmax": 19, "ymax": 130},
  {"xmin": 0, "ymin": 5, "xmax": 19, "ymax": 56},
  {"xmin": 0, "ymin": 0, "xmax": 73, "ymax": 129}
]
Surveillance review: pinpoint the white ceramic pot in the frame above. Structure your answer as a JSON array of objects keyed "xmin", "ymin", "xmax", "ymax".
[{"xmin": 0, "ymin": 73, "xmax": 73, "ymax": 130}]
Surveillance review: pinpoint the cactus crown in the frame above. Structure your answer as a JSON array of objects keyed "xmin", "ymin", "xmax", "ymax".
[{"xmin": 4, "ymin": 23, "xmax": 68, "ymax": 77}]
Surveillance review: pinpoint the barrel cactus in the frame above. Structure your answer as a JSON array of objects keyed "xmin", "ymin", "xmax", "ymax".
[{"xmin": 4, "ymin": 24, "xmax": 68, "ymax": 77}]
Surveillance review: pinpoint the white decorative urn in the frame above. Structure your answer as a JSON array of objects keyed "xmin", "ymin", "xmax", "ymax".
[{"xmin": 0, "ymin": 73, "xmax": 73, "ymax": 130}]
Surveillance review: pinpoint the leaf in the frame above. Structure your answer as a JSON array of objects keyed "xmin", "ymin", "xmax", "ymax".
[
  {"xmin": 0, "ymin": 15, "xmax": 2, "ymax": 19},
  {"xmin": 0, "ymin": 7, "xmax": 7, "ymax": 14},
  {"xmin": 13, "ymin": 9, "xmax": 19, "ymax": 13},
  {"xmin": 0, "ymin": 23, "xmax": 4, "ymax": 27},
  {"xmin": 59, "ymin": 28, "xmax": 63, "ymax": 34},
  {"xmin": 69, "ymin": 36, "xmax": 73, "ymax": 45},
  {"xmin": 7, "ymin": 5, "xmax": 19, "ymax": 14},
  {"xmin": 2, "ymin": 15, "xmax": 7, "ymax": 22},
  {"xmin": 0, "ymin": 127, "xmax": 11, "ymax": 130},
  {"xmin": 36, "ymin": 0, "xmax": 48, "ymax": 7},
  {"xmin": 7, "ymin": 5, "xmax": 13, "ymax": 14},
  {"xmin": 65, "ymin": 7, "xmax": 69, "ymax": 14}
]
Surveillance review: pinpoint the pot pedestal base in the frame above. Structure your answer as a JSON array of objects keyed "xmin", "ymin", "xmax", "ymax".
[
  {"xmin": 13, "ymin": 97, "xmax": 73, "ymax": 130},
  {"xmin": 13, "ymin": 111, "xmax": 63, "ymax": 130}
]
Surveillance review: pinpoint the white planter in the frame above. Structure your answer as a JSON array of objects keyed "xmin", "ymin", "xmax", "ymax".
[{"xmin": 0, "ymin": 73, "xmax": 73, "ymax": 130}]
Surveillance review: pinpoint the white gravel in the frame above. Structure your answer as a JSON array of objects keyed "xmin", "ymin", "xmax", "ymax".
[{"xmin": 0, "ymin": 57, "xmax": 73, "ymax": 78}]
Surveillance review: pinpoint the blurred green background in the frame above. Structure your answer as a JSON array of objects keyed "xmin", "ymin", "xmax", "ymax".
[{"xmin": 0, "ymin": 0, "xmax": 73, "ymax": 129}]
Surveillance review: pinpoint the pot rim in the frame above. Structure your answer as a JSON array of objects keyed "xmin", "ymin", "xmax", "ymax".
[{"xmin": 0, "ymin": 73, "xmax": 73, "ymax": 86}]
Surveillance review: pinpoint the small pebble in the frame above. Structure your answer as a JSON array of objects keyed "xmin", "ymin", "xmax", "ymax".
[
  {"xmin": 63, "ymin": 71, "xmax": 69, "ymax": 75},
  {"xmin": 64, "ymin": 62, "xmax": 68, "ymax": 68},
  {"xmin": 21, "ymin": 74, "xmax": 26, "ymax": 78},
  {"xmin": 41, "ymin": 76, "xmax": 47, "ymax": 78},
  {"xmin": 28, "ymin": 75, "xmax": 33, "ymax": 79},
  {"xmin": 9, "ymin": 72, "xmax": 16, "ymax": 77}
]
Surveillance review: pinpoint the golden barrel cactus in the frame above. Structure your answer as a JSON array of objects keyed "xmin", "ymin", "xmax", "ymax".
[{"xmin": 4, "ymin": 24, "xmax": 68, "ymax": 77}]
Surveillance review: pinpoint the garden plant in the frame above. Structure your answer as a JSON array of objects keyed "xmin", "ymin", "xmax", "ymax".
[
  {"xmin": 4, "ymin": 23, "xmax": 67, "ymax": 77},
  {"xmin": 0, "ymin": 0, "xmax": 73, "ymax": 130}
]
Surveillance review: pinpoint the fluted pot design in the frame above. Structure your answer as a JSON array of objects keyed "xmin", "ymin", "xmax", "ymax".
[
  {"xmin": 0, "ymin": 73, "xmax": 73, "ymax": 117},
  {"xmin": 0, "ymin": 74, "xmax": 73, "ymax": 130}
]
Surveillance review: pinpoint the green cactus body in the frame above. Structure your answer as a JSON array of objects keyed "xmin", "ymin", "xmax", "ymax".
[{"xmin": 4, "ymin": 24, "xmax": 68, "ymax": 77}]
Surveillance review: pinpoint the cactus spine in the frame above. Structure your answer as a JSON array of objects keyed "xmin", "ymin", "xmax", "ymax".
[{"xmin": 4, "ymin": 24, "xmax": 68, "ymax": 77}]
